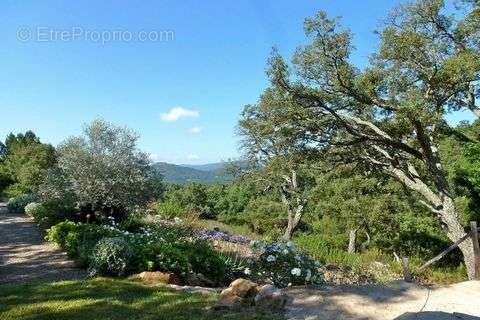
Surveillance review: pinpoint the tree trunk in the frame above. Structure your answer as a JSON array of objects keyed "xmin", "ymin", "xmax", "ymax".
[
  {"xmin": 441, "ymin": 197, "xmax": 476, "ymax": 280},
  {"xmin": 280, "ymin": 169, "xmax": 305, "ymax": 241},
  {"xmin": 283, "ymin": 223, "xmax": 294, "ymax": 241},
  {"xmin": 282, "ymin": 205, "xmax": 304, "ymax": 241},
  {"xmin": 348, "ymin": 228, "xmax": 358, "ymax": 253},
  {"xmin": 388, "ymin": 122, "xmax": 477, "ymax": 279}
]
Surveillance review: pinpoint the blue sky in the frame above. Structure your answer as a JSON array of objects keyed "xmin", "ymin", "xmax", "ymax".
[{"xmin": 0, "ymin": 0, "xmax": 473, "ymax": 164}]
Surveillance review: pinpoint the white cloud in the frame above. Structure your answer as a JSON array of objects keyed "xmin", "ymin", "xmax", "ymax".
[
  {"xmin": 187, "ymin": 153, "xmax": 200, "ymax": 160},
  {"xmin": 188, "ymin": 126, "xmax": 203, "ymax": 134},
  {"xmin": 160, "ymin": 107, "xmax": 199, "ymax": 122}
]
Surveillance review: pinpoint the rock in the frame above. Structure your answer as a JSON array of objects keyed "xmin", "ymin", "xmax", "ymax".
[
  {"xmin": 219, "ymin": 287, "xmax": 236, "ymax": 298},
  {"xmin": 254, "ymin": 284, "xmax": 287, "ymax": 310},
  {"xmin": 228, "ymin": 278, "xmax": 258, "ymax": 298},
  {"xmin": 212, "ymin": 294, "xmax": 243, "ymax": 310},
  {"xmin": 185, "ymin": 273, "xmax": 215, "ymax": 287},
  {"xmin": 212, "ymin": 278, "xmax": 259, "ymax": 310},
  {"xmin": 357, "ymin": 274, "xmax": 369, "ymax": 284},
  {"xmin": 167, "ymin": 284, "xmax": 220, "ymax": 295},
  {"xmin": 325, "ymin": 264, "xmax": 338, "ymax": 271},
  {"xmin": 138, "ymin": 271, "xmax": 180, "ymax": 285}
]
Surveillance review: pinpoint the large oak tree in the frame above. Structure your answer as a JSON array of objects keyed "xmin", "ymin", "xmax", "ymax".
[{"xmin": 245, "ymin": 0, "xmax": 480, "ymax": 278}]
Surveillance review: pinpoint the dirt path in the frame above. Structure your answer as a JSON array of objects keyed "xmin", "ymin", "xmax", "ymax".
[
  {"xmin": 285, "ymin": 280, "xmax": 480, "ymax": 319},
  {"xmin": 0, "ymin": 203, "xmax": 86, "ymax": 285}
]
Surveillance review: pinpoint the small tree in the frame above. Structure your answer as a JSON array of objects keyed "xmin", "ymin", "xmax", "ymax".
[
  {"xmin": 41, "ymin": 119, "xmax": 161, "ymax": 221},
  {"xmin": 0, "ymin": 131, "xmax": 55, "ymax": 196},
  {"xmin": 239, "ymin": 89, "xmax": 324, "ymax": 240}
]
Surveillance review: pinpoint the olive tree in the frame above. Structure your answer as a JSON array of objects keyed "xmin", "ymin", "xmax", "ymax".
[
  {"xmin": 252, "ymin": 0, "xmax": 480, "ymax": 278},
  {"xmin": 41, "ymin": 119, "xmax": 161, "ymax": 220}
]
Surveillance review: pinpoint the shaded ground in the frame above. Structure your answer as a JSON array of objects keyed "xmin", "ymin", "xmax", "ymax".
[
  {"xmin": 285, "ymin": 280, "xmax": 480, "ymax": 319},
  {"xmin": 0, "ymin": 203, "xmax": 86, "ymax": 285}
]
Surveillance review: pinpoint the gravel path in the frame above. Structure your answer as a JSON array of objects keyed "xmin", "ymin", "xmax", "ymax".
[
  {"xmin": 0, "ymin": 203, "xmax": 86, "ymax": 285},
  {"xmin": 285, "ymin": 280, "xmax": 480, "ymax": 319}
]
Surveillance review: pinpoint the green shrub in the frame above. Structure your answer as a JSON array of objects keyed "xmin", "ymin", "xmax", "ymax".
[
  {"xmin": 218, "ymin": 251, "xmax": 248, "ymax": 281},
  {"xmin": 46, "ymin": 221, "xmax": 79, "ymax": 249},
  {"xmin": 126, "ymin": 225, "xmax": 228, "ymax": 283},
  {"xmin": 46, "ymin": 222, "xmax": 118, "ymax": 258},
  {"xmin": 25, "ymin": 201, "xmax": 68, "ymax": 229},
  {"xmin": 182, "ymin": 241, "xmax": 228, "ymax": 283},
  {"xmin": 91, "ymin": 237, "xmax": 133, "ymax": 276},
  {"xmin": 7, "ymin": 194, "xmax": 38, "ymax": 213},
  {"xmin": 76, "ymin": 239, "xmax": 99, "ymax": 267},
  {"xmin": 118, "ymin": 215, "xmax": 151, "ymax": 232},
  {"xmin": 46, "ymin": 220, "xmax": 229, "ymax": 284},
  {"xmin": 153, "ymin": 200, "xmax": 186, "ymax": 219},
  {"xmin": 242, "ymin": 198, "xmax": 287, "ymax": 237},
  {"xmin": 147, "ymin": 243, "xmax": 192, "ymax": 277}
]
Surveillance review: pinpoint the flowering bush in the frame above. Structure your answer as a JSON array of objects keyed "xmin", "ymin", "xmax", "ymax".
[
  {"xmin": 46, "ymin": 220, "xmax": 229, "ymax": 285},
  {"xmin": 247, "ymin": 241, "xmax": 323, "ymax": 288}
]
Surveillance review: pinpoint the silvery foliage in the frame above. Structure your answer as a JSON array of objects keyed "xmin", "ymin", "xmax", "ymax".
[
  {"xmin": 90, "ymin": 237, "xmax": 133, "ymax": 276},
  {"xmin": 41, "ymin": 119, "xmax": 160, "ymax": 212}
]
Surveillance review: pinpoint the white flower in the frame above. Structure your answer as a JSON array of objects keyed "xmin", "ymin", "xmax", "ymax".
[
  {"xmin": 286, "ymin": 241, "xmax": 295, "ymax": 249},
  {"xmin": 291, "ymin": 268, "xmax": 301, "ymax": 276},
  {"xmin": 244, "ymin": 268, "xmax": 251, "ymax": 275},
  {"xmin": 173, "ymin": 217, "xmax": 183, "ymax": 224},
  {"xmin": 305, "ymin": 269, "xmax": 312, "ymax": 281},
  {"xmin": 259, "ymin": 247, "xmax": 266, "ymax": 255},
  {"xmin": 266, "ymin": 255, "xmax": 276, "ymax": 262},
  {"xmin": 283, "ymin": 249, "xmax": 289, "ymax": 255}
]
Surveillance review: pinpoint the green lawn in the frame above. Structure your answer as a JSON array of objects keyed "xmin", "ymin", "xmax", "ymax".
[{"xmin": 0, "ymin": 278, "xmax": 279, "ymax": 320}]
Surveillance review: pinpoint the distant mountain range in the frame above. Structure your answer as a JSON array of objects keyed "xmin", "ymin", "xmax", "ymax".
[
  {"xmin": 180, "ymin": 163, "xmax": 227, "ymax": 172},
  {"xmin": 152, "ymin": 161, "xmax": 244, "ymax": 184}
]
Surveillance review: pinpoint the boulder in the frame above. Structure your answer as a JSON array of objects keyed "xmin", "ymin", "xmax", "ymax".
[
  {"xmin": 254, "ymin": 284, "xmax": 287, "ymax": 310},
  {"xmin": 212, "ymin": 278, "xmax": 259, "ymax": 310},
  {"xmin": 228, "ymin": 278, "xmax": 258, "ymax": 298},
  {"xmin": 185, "ymin": 273, "xmax": 215, "ymax": 287},
  {"xmin": 219, "ymin": 287, "xmax": 236, "ymax": 298},
  {"xmin": 138, "ymin": 271, "xmax": 180, "ymax": 285}
]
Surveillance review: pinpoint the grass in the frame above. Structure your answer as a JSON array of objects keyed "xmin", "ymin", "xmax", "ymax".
[
  {"xmin": 0, "ymin": 278, "xmax": 279, "ymax": 320},
  {"xmin": 389, "ymin": 258, "xmax": 468, "ymax": 285}
]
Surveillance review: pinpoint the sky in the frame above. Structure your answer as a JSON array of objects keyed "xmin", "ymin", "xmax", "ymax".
[{"xmin": 0, "ymin": 0, "xmax": 474, "ymax": 164}]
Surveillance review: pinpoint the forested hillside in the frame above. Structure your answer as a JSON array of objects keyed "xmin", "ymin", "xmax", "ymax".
[{"xmin": 151, "ymin": 162, "xmax": 234, "ymax": 184}]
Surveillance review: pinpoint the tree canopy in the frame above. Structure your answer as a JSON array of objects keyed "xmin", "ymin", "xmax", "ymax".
[
  {"xmin": 40, "ymin": 119, "xmax": 162, "ymax": 220},
  {"xmin": 0, "ymin": 131, "xmax": 55, "ymax": 196}
]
